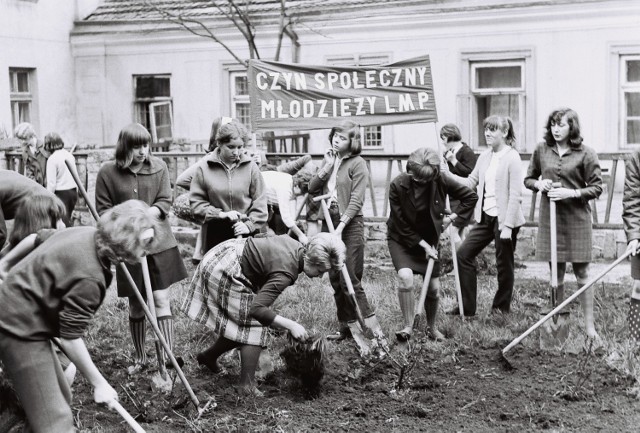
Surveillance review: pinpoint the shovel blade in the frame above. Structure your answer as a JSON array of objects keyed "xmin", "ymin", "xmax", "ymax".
[
  {"xmin": 151, "ymin": 372, "xmax": 173, "ymax": 393},
  {"xmin": 347, "ymin": 322, "xmax": 371, "ymax": 357},
  {"xmin": 539, "ymin": 313, "xmax": 570, "ymax": 350}
]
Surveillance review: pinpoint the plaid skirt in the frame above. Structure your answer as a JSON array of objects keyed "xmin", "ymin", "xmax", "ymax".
[
  {"xmin": 535, "ymin": 197, "xmax": 592, "ymax": 263},
  {"xmin": 180, "ymin": 238, "xmax": 269, "ymax": 347}
]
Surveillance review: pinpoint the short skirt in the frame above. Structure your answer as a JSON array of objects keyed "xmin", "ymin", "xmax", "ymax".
[
  {"xmin": 116, "ymin": 246, "xmax": 188, "ymax": 298},
  {"xmin": 388, "ymin": 238, "xmax": 440, "ymax": 278},
  {"xmin": 180, "ymin": 238, "xmax": 269, "ymax": 347}
]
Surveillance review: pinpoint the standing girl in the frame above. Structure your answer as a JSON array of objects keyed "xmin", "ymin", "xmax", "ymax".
[
  {"xmin": 308, "ymin": 120, "xmax": 384, "ymax": 341},
  {"xmin": 44, "ymin": 132, "xmax": 78, "ymax": 226},
  {"xmin": 524, "ymin": 108, "xmax": 602, "ymax": 338},
  {"xmin": 388, "ymin": 148, "xmax": 477, "ymax": 341},
  {"xmin": 450, "ymin": 115, "xmax": 525, "ymax": 317},
  {"xmin": 189, "ymin": 121, "xmax": 267, "ymax": 255},
  {"xmin": 96, "ymin": 123, "xmax": 187, "ymax": 374}
]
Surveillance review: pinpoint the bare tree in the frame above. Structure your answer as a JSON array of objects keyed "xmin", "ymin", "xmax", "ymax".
[{"xmin": 141, "ymin": 0, "xmax": 300, "ymax": 65}]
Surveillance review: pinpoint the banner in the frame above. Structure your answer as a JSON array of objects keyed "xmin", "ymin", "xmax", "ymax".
[{"xmin": 248, "ymin": 55, "xmax": 437, "ymax": 130}]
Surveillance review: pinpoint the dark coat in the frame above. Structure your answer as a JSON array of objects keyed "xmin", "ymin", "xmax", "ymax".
[
  {"xmin": 447, "ymin": 143, "xmax": 478, "ymax": 177},
  {"xmin": 624, "ymin": 150, "xmax": 640, "ymax": 243},
  {"xmin": 387, "ymin": 172, "xmax": 477, "ymax": 248},
  {"xmin": 95, "ymin": 156, "xmax": 177, "ymax": 255}
]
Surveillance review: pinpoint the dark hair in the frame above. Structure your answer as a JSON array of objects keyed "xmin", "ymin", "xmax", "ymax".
[
  {"xmin": 483, "ymin": 115, "xmax": 516, "ymax": 146},
  {"xmin": 328, "ymin": 120, "xmax": 362, "ymax": 155},
  {"xmin": 440, "ymin": 123, "xmax": 462, "ymax": 143},
  {"xmin": 44, "ymin": 132, "xmax": 65, "ymax": 153},
  {"xmin": 543, "ymin": 108, "xmax": 583, "ymax": 148},
  {"xmin": 115, "ymin": 123, "xmax": 151, "ymax": 169},
  {"xmin": 406, "ymin": 147, "xmax": 441, "ymax": 182},
  {"xmin": 207, "ymin": 117, "xmax": 237, "ymax": 152},
  {"xmin": 293, "ymin": 169, "xmax": 315, "ymax": 194},
  {"xmin": 216, "ymin": 122, "xmax": 250, "ymax": 147},
  {"xmin": 9, "ymin": 193, "xmax": 66, "ymax": 248}
]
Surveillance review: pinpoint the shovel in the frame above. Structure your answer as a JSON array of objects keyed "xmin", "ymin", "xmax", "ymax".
[
  {"xmin": 312, "ymin": 194, "xmax": 373, "ymax": 356},
  {"xmin": 540, "ymin": 183, "xmax": 570, "ymax": 349},
  {"xmin": 448, "ymin": 224, "xmax": 465, "ymax": 317},
  {"xmin": 412, "ymin": 259, "xmax": 435, "ymax": 330},
  {"xmin": 140, "ymin": 256, "xmax": 172, "ymax": 393}
]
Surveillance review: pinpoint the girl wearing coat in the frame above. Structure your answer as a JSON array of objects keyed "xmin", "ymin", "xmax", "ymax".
[
  {"xmin": 96, "ymin": 123, "xmax": 187, "ymax": 374},
  {"xmin": 388, "ymin": 147, "xmax": 477, "ymax": 341}
]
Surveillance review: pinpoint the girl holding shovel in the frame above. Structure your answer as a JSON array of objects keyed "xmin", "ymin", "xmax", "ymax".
[
  {"xmin": 181, "ymin": 233, "xmax": 346, "ymax": 396},
  {"xmin": 96, "ymin": 123, "xmax": 188, "ymax": 374},
  {"xmin": 524, "ymin": 108, "xmax": 602, "ymax": 338},
  {"xmin": 308, "ymin": 120, "xmax": 385, "ymax": 341},
  {"xmin": 0, "ymin": 200, "xmax": 158, "ymax": 433},
  {"xmin": 388, "ymin": 147, "xmax": 477, "ymax": 341}
]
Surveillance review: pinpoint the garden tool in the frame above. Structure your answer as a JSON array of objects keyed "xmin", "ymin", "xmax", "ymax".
[
  {"xmin": 140, "ymin": 256, "xmax": 172, "ymax": 393},
  {"xmin": 52, "ymin": 338, "xmax": 146, "ymax": 433},
  {"xmin": 312, "ymin": 193, "xmax": 373, "ymax": 357},
  {"xmin": 65, "ymin": 160, "xmax": 206, "ymax": 412},
  {"xmin": 448, "ymin": 223, "xmax": 465, "ymax": 317},
  {"xmin": 499, "ymin": 249, "xmax": 633, "ymax": 369},
  {"xmin": 540, "ymin": 183, "xmax": 570, "ymax": 349},
  {"xmin": 412, "ymin": 258, "xmax": 435, "ymax": 330}
]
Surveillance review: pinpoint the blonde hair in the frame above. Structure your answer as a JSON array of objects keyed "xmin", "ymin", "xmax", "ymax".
[
  {"xmin": 14, "ymin": 123, "xmax": 36, "ymax": 140},
  {"xmin": 95, "ymin": 200, "xmax": 158, "ymax": 264},
  {"xmin": 305, "ymin": 233, "xmax": 346, "ymax": 272}
]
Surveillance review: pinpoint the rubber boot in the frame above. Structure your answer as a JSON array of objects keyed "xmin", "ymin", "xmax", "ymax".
[
  {"xmin": 425, "ymin": 295, "xmax": 444, "ymax": 341},
  {"xmin": 128, "ymin": 316, "xmax": 147, "ymax": 374}
]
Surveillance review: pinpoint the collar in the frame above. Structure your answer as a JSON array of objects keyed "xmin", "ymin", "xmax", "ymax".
[
  {"xmin": 125, "ymin": 155, "xmax": 165, "ymax": 175},
  {"xmin": 491, "ymin": 146, "xmax": 511, "ymax": 158},
  {"xmin": 204, "ymin": 148, "xmax": 253, "ymax": 168},
  {"xmin": 451, "ymin": 142, "xmax": 464, "ymax": 154}
]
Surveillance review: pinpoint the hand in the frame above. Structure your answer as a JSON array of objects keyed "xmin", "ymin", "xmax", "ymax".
[
  {"xmin": 534, "ymin": 179, "xmax": 553, "ymax": 193},
  {"xmin": 93, "ymin": 381, "xmax": 118, "ymax": 407},
  {"xmin": 221, "ymin": 210, "xmax": 243, "ymax": 222},
  {"xmin": 627, "ymin": 239, "xmax": 640, "ymax": 256},
  {"xmin": 232, "ymin": 221, "xmax": 250, "ymax": 236},
  {"xmin": 288, "ymin": 322, "xmax": 308, "ymax": 341},
  {"xmin": 500, "ymin": 227, "xmax": 513, "ymax": 240},
  {"xmin": 298, "ymin": 234, "xmax": 309, "ymax": 246},
  {"xmin": 322, "ymin": 150, "xmax": 336, "ymax": 168},
  {"xmin": 442, "ymin": 215, "xmax": 456, "ymax": 230},
  {"xmin": 423, "ymin": 243, "xmax": 438, "ymax": 260},
  {"xmin": 548, "ymin": 187, "xmax": 575, "ymax": 202},
  {"xmin": 444, "ymin": 150, "xmax": 456, "ymax": 163}
]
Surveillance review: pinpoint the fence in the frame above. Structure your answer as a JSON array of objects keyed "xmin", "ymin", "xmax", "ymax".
[{"xmin": 3, "ymin": 150, "xmax": 631, "ymax": 229}]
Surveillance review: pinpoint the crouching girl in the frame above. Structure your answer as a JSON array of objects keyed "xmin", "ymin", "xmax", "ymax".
[
  {"xmin": 0, "ymin": 200, "xmax": 158, "ymax": 433},
  {"xmin": 181, "ymin": 233, "xmax": 346, "ymax": 396}
]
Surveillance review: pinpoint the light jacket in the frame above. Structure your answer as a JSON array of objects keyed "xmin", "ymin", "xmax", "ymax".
[
  {"xmin": 450, "ymin": 146, "xmax": 525, "ymax": 230},
  {"xmin": 623, "ymin": 150, "xmax": 640, "ymax": 242}
]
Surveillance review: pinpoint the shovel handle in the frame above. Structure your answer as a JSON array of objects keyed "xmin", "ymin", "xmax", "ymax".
[
  {"xmin": 503, "ymin": 249, "xmax": 633, "ymax": 356},
  {"xmin": 64, "ymin": 159, "xmax": 201, "ymax": 410},
  {"xmin": 110, "ymin": 400, "xmax": 146, "ymax": 433},
  {"xmin": 448, "ymin": 225, "xmax": 465, "ymax": 317},
  {"xmin": 140, "ymin": 257, "xmax": 168, "ymax": 378},
  {"xmin": 414, "ymin": 258, "xmax": 435, "ymax": 321}
]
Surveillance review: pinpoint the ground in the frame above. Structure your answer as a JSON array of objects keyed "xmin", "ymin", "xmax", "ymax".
[{"xmin": 2, "ymin": 263, "xmax": 640, "ymax": 432}]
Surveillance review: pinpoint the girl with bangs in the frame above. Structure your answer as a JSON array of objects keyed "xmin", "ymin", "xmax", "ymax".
[
  {"xmin": 95, "ymin": 123, "xmax": 187, "ymax": 375},
  {"xmin": 525, "ymin": 108, "xmax": 602, "ymax": 338},
  {"xmin": 308, "ymin": 120, "xmax": 385, "ymax": 342},
  {"xmin": 387, "ymin": 148, "xmax": 477, "ymax": 341},
  {"xmin": 448, "ymin": 115, "xmax": 525, "ymax": 317}
]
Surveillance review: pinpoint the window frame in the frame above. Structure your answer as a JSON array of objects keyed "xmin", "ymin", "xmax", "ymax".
[
  {"xmin": 9, "ymin": 67, "xmax": 38, "ymax": 132},
  {"xmin": 460, "ymin": 49, "xmax": 535, "ymax": 151},
  {"xmin": 229, "ymin": 70, "xmax": 251, "ymax": 129},
  {"xmin": 620, "ymin": 54, "xmax": 640, "ymax": 148},
  {"xmin": 133, "ymin": 74, "xmax": 173, "ymax": 142}
]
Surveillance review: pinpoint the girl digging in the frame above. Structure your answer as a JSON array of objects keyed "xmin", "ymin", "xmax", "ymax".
[
  {"xmin": 96, "ymin": 123, "xmax": 187, "ymax": 374},
  {"xmin": 308, "ymin": 120, "xmax": 386, "ymax": 344},
  {"xmin": 182, "ymin": 233, "xmax": 346, "ymax": 396}
]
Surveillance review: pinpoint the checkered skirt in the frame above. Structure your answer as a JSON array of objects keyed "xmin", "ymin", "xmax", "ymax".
[
  {"xmin": 180, "ymin": 238, "xmax": 270, "ymax": 347},
  {"xmin": 536, "ymin": 196, "xmax": 593, "ymax": 262}
]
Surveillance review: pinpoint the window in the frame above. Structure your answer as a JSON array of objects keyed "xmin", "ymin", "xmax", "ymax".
[
  {"xmin": 327, "ymin": 53, "xmax": 391, "ymax": 149},
  {"xmin": 9, "ymin": 68, "xmax": 36, "ymax": 131},
  {"xmin": 230, "ymin": 71, "xmax": 251, "ymax": 129},
  {"xmin": 460, "ymin": 50, "xmax": 534, "ymax": 150},
  {"xmin": 134, "ymin": 75, "xmax": 173, "ymax": 142},
  {"xmin": 622, "ymin": 55, "xmax": 640, "ymax": 147}
]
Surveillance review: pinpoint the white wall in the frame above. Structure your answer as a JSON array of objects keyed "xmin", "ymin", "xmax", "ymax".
[{"xmin": 0, "ymin": 0, "xmax": 80, "ymax": 144}]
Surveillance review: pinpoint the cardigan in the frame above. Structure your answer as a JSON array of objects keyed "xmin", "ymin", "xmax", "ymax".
[
  {"xmin": 450, "ymin": 146, "xmax": 525, "ymax": 230},
  {"xmin": 46, "ymin": 149, "xmax": 77, "ymax": 193},
  {"xmin": 95, "ymin": 156, "xmax": 177, "ymax": 255},
  {"xmin": 447, "ymin": 143, "xmax": 478, "ymax": 177},
  {"xmin": 624, "ymin": 150, "xmax": 640, "ymax": 243},
  {"xmin": 240, "ymin": 235, "xmax": 305, "ymax": 325},
  {"xmin": 387, "ymin": 172, "xmax": 477, "ymax": 248},
  {"xmin": 0, "ymin": 227, "xmax": 112, "ymax": 340},
  {"xmin": 0, "ymin": 169, "xmax": 52, "ymax": 249},
  {"xmin": 308, "ymin": 151, "xmax": 367, "ymax": 225},
  {"xmin": 189, "ymin": 148, "xmax": 267, "ymax": 235}
]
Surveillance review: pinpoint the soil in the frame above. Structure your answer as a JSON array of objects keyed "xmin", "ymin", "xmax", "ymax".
[{"xmin": 2, "ymin": 267, "xmax": 639, "ymax": 432}]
